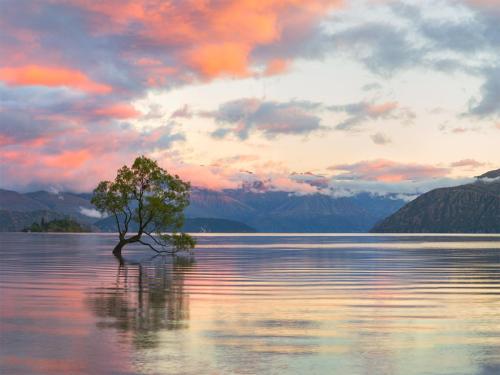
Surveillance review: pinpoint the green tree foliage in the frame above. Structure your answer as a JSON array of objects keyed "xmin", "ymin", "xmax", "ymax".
[{"xmin": 91, "ymin": 156, "xmax": 196, "ymax": 256}]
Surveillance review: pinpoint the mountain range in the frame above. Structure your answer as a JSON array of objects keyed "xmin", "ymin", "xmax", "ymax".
[
  {"xmin": 0, "ymin": 188, "xmax": 406, "ymax": 232},
  {"xmin": 187, "ymin": 189, "xmax": 405, "ymax": 232},
  {"xmin": 3, "ymin": 168, "xmax": 497, "ymax": 233},
  {"xmin": 371, "ymin": 169, "xmax": 500, "ymax": 233}
]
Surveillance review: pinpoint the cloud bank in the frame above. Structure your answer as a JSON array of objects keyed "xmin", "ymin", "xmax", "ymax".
[{"xmin": 0, "ymin": 0, "xmax": 497, "ymax": 194}]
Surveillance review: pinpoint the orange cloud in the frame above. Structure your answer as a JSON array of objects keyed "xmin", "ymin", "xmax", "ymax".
[
  {"xmin": 92, "ymin": 104, "xmax": 140, "ymax": 119},
  {"xmin": 0, "ymin": 0, "xmax": 348, "ymax": 192},
  {"xmin": 264, "ymin": 59, "xmax": 290, "ymax": 76},
  {"xmin": 68, "ymin": 0, "xmax": 341, "ymax": 79},
  {"xmin": 0, "ymin": 65, "xmax": 111, "ymax": 93},
  {"xmin": 184, "ymin": 43, "xmax": 251, "ymax": 78}
]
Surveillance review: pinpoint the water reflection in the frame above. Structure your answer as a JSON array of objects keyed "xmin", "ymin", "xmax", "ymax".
[
  {"xmin": 1, "ymin": 233, "xmax": 500, "ymax": 375},
  {"xmin": 86, "ymin": 256, "xmax": 194, "ymax": 349}
]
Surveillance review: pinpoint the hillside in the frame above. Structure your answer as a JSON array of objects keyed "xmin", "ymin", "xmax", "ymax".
[
  {"xmin": 0, "ymin": 210, "xmax": 66, "ymax": 232},
  {"xmin": 477, "ymin": 169, "xmax": 500, "ymax": 179},
  {"xmin": 0, "ymin": 190, "xmax": 99, "ymax": 224},
  {"xmin": 0, "ymin": 189, "xmax": 48, "ymax": 211},
  {"xmin": 371, "ymin": 171, "xmax": 500, "ymax": 233}
]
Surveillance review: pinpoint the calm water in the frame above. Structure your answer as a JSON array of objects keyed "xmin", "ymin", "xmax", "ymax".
[{"xmin": 1, "ymin": 233, "xmax": 500, "ymax": 375}]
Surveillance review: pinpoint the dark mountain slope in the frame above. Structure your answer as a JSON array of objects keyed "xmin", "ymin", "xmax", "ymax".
[
  {"xmin": 371, "ymin": 173, "xmax": 500, "ymax": 233},
  {"xmin": 23, "ymin": 191, "xmax": 98, "ymax": 224},
  {"xmin": 0, "ymin": 189, "xmax": 48, "ymax": 212},
  {"xmin": 477, "ymin": 169, "xmax": 500, "ymax": 179}
]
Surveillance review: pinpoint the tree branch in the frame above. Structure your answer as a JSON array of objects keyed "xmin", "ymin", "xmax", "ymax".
[
  {"xmin": 113, "ymin": 213, "xmax": 124, "ymax": 237},
  {"xmin": 123, "ymin": 204, "xmax": 133, "ymax": 233},
  {"xmin": 137, "ymin": 239, "xmax": 161, "ymax": 253},
  {"xmin": 144, "ymin": 231, "xmax": 169, "ymax": 248},
  {"xmin": 137, "ymin": 239, "xmax": 177, "ymax": 254},
  {"xmin": 142, "ymin": 212, "xmax": 155, "ymax": 230}
]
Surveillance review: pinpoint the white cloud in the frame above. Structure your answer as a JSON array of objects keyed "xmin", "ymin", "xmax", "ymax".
[
  {"xmin": 477, "ymin": 176, "xmax": 500, "ymax": 184},
  {"xmin": 48, "ymin": 186, "xmax": 61, "ymax": 195},
  {"xmin": 79, "ymin": 207, "xmax": 105, "ymax": 219},
  {"xmin": 326, "ymin": 177, "xmax": 475, "ymax": 198}
]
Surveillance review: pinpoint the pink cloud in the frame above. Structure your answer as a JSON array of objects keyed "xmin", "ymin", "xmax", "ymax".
[
  {"xmin": 465, "ymin": 0, "xmax": 500, "ymax": 8},
  {"xmin": 330, "ymin": 159, "xmax": 450, "ymax": 182},
  {"xmin": 263, "ymin": 59, "xmax": 290, "ymax": 76},
  {"xmin": 366, "ymin": 102, "xmax": 398, "ymax": 115},
  {"xmin": 329, "ymin": 100, "xmax": 415, "ymax": 130},
  {"xmin": 0, "ymin": 65, "xmax": 111, "ymax": 93},
  {"xmin": 1, "ymin": 147, "xmax": 130, "ymax": 192},
  {"xmin": 64, "ymin": 0, "xmax": 342, "ymax": 82},
  {"xmin": 0, "ymin": 117, "xmax": 185, "ymax": 192},
  {"xmin": 91, "ymin": 104, "xmax": 140, "ymax": 119},
  {"xmin": 44, "ymin": 150, "xmax": 91, "ymax": 169},
  {"xmin": 0, "ymin": 0, "xmax": 346, "ymax": 192}
]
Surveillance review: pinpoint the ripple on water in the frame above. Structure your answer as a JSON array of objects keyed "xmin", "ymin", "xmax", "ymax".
[{"xmin": 1, "ymin": 233, "xmax": 500, "ymax": 375}]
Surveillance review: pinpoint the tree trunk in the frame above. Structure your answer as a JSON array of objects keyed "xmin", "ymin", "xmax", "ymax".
[
  {"xmin": 112, "ymin": 234, "xmax": 142, "ymax": 256},
  {"xmin": 113, "ymin": 239, "xmax": 127, "ymax": 256}
]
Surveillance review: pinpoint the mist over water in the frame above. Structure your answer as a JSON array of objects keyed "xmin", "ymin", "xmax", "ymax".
[{"xmin": 1, "ymin": 233, "xmax": 499, "ymax": 375}]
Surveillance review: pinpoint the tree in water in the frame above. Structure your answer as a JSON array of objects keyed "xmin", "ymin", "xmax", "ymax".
[{"xmin": 91, "ymin": 156, "xmax": 196, "ymax": 256}]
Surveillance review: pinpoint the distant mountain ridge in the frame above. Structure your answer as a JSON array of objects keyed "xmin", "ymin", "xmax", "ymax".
[
  {"xmin": 477, "ymin": 168, "xmax": 500, "ymax": 180},
  {"xmin": 186, "ymin": 189, "xmax": 406, "ymax": 232},
  {"xmin": 0, "ymin": 188, "xmax": 407, "ymax": 233},
  {"xmin": 371, "ymin": 169, "xmax": 500, "ymax": 233},
  {"xmin": 94, "ymin": 215, "xmax": 256, "ymax": 233}
]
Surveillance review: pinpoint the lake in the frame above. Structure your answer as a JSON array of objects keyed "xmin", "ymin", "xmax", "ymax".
[{"xmin": 1, "ymin": 233, "xmax": 500, "ymax": 375}]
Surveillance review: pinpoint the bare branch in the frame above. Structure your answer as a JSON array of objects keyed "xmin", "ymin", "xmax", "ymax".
[
  {"xmin": 137, "ymin": 239, "xmax": 161, "ymax": 253},
  {"xmin": 144, "ymin": 232, "xmax": 169, "ymax": 248},
  {"xmin": 138, "ymin": 239, "xmax": 176, "ymax": 254}
]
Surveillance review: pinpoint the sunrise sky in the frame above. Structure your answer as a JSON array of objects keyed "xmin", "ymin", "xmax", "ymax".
[{"xmin": 1, "ymin": 0, "xmax": 499, "ymax": 197}]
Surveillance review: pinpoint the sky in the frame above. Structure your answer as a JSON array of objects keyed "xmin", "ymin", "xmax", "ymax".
[{"xmin": 0, "ymin": 0, "xmax": 499, "ymax": 197}]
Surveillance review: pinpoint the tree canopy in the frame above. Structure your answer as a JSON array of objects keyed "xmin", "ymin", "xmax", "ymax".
[{"xmin": 91, "ymin": 156, "xmax": 196, "ymax": 256}]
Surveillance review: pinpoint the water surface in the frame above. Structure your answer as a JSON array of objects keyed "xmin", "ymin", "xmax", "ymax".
[{"xmin": 1, "ymin": 233, "xmax": 500, "ymax": 374}]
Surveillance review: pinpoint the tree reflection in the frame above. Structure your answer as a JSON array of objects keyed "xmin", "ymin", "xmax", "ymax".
[{"xmin": 86, "ymin": 255, "xmax": 194, "ymax": 349}]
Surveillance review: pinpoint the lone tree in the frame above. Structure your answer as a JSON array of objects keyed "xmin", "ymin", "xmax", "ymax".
[{"xmin": 91, "ymin": 156, "xmax": 196, "ymax": 256}]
